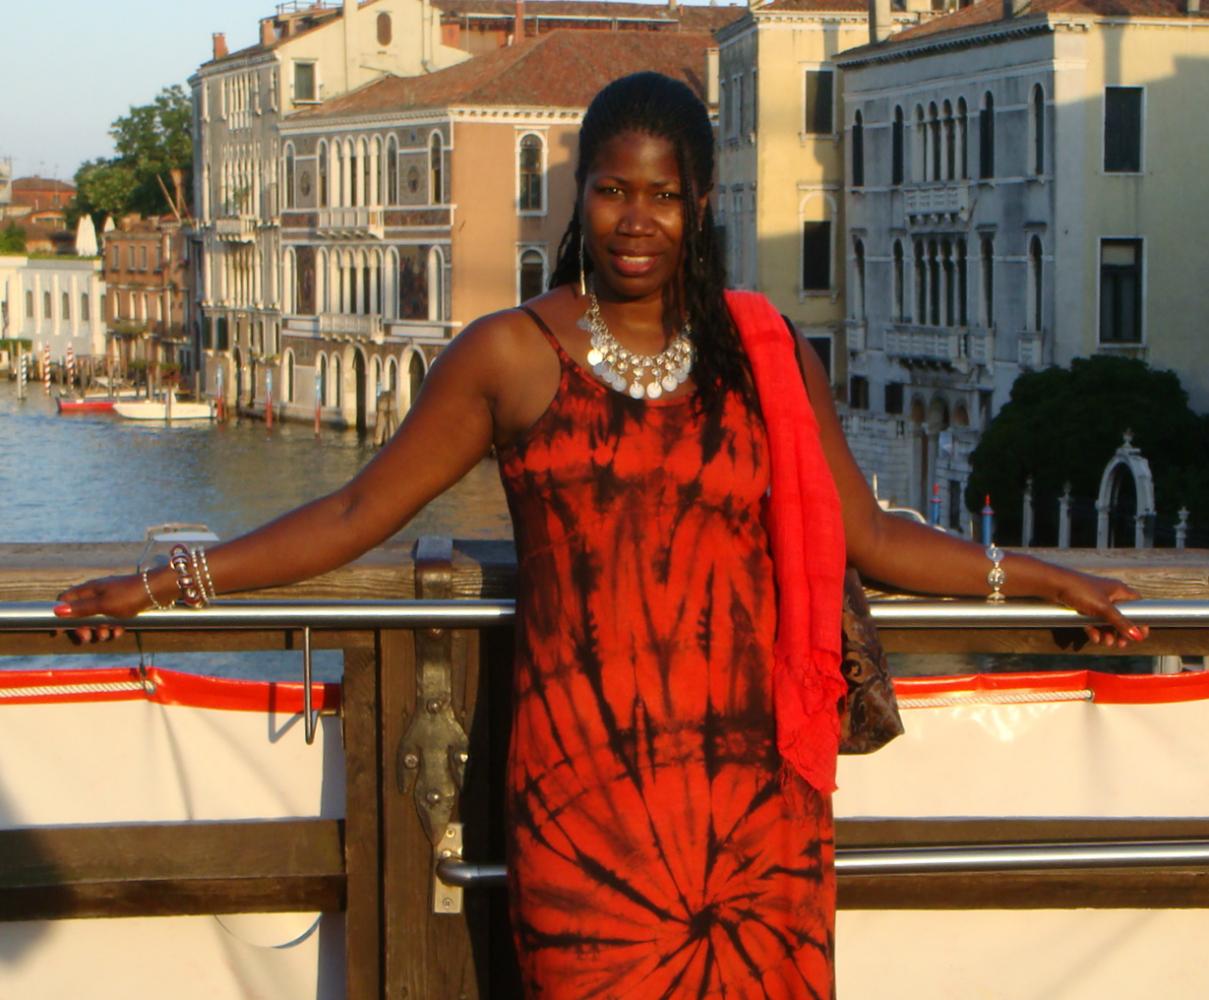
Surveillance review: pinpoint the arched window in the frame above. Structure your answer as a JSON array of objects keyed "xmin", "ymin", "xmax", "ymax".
[
  {"xmin": 317, "ymin": 354, "xmax": 328, "ymax": 408},
  {"xmin": 428, "ymin": 246, "xmax": 446, "ymax": 321},
  {"xmin": 914, "ymin": 105, "xmax": 926, "ymax": 182},
  {"xmin": 891, "ymin": 106, "xmax": 904, "ymax": 186},
  {"xmin": 928, "ymin": 240, "xmax": 940, "ymax": 326},
  {"xmin": 980, "ymin": 235, "xmax": 995, "ymax": 326},
  {"xmin": 1029, "ymin": 236, "xmax": 1043, "ymax": 332},
  {"xmin": 43, "ymin": 291, "xmax": 51, "ymax": 319},
  {"xmin": 377, "ymin": 12, "xmax": 392, "ymax": 45},
  {"xmin": 853, "ymin": 238, "xmax": 866, "ymax": 320},
  {"xmin": 386, "ymin": 135, "xmax": 399, "ymax": 205},
  {"xmin": 892, "ymin": 239, "xmax": 905, "ymax": 322},
  {"xmin": 284, "ymin": 143, "xmax": 296, "ymax": 208},
  {"xmin": 956, "ymin": 238, "xmax": 968, "ymax": 326},
  {"xmin": 429, "ymin": 133, "xmax": 444, "ymax": 205},
  {"xmin": 929, "ymin": 102, "xmax": 941, "ymax": 182},
  {"xmin": 285, "ymin": 350, "xmax": 296, "ymax": 403},
  {"xmin": 942, "ymin": 240, "xmax": 954, "ymax": 326},
  {"xmin": 283, "ymin": 248, "xmax": 296, "ymax": 313},
  {"xmin": 519, "ymin": 248, "xmax": 545, "ymax": 303},
  {"xmin": 914, "ymin": 240, "xmax": 926, "ymax": 322},
  {"xmin": 317, "ymin": 140, "xmax": 328, "ymax": 207},
  {"xmin": 387, "ymin": 357, "xmax": 399, "ymax": 393},
  {"xmin": 62, "ymin": 291, "xmax": 70, "ymax": 320},
  {"xmin": 1031, "ymin": 84, "xmax": 1045, "ymax": 176},
  {"xmin": 360, "ymin": 137, "xmax": 371, "ymax": 208},
  {"xmin": 979, "ymin": 92, "xmax": 995, "ymax": 179},
  {"xmin": 851, "ymin": 112, "xmax": 864, "ymax": 188},
  {"xmin": 943, "ymin": 100, "xmax": 955, "ymax": 180},
  {"xmin": 518, "ymin": 133, "xmax": 544, "ymax": 212},
  {"xmin": 957, "ymin": 98, "xmax": 969, "ymax": 179},
  {"xmin": 331, "ymin": 354, "xmax": 343, "ymax": 408}
]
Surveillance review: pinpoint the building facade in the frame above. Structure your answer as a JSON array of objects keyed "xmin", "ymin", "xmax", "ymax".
[
  {"xmin": 102, "ymin": 217, "xmax": 192, "ymax": 375},
  {"xmin": 273, "ymin": 28, "xmax": 717, "ymax": 429},
  {"xmin": 838, "ymin": 0, "xmax": 1209, "ymax": 524}
]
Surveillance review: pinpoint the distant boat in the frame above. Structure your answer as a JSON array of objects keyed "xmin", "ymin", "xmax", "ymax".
[
  {"xmin": 55, "ymin": 390, "xmax": 141, "ymax": 415},
  {"xmin": 112, "ymin": 392, "xmax": 213, "ymax": 421}
]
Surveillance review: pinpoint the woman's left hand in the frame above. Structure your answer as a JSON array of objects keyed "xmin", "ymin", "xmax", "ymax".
[{"xmin": 1050, "ymin": 570, "xmax": 1148, "ymax": 647}]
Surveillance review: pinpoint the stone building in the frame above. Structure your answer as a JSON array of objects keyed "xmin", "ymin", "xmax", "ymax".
[
  {"xmin": 102, "ymin": 216, "xmax": 192, "ymax": 375},
  {"xmin": 837, "ymin": 0, "xmax": 1209, "ymax": 525},
  {"xmin": 272, "ymin": 28, "xmax": 718, "ymax": 429},
  {"xmin": 190, "ymin": 0, "xmax": 741, "ymax": 424}
]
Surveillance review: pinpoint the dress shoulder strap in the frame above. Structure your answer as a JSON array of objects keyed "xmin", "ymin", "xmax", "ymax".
[{"xmin": 517, "ymin": 305, "xmax": 564, "ymax": 353}]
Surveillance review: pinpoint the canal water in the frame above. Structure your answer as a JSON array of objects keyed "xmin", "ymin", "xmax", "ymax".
[{"xmin": 0, "ymin": 379, "xmax": 511, "ymax": 678}]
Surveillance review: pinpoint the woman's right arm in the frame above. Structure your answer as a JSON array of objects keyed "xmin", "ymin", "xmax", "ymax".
[{"xmin": 56, "ymin": 311, "xmax": 539, "ymax": 637}]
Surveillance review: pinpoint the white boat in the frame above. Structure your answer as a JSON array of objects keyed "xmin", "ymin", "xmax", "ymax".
[
  {"xmin": 1, "ymin": 666, "xmax": 1206, "ymax": 998},
  {"xmin": 112, "ymin": 392, "xmax": 213, "ymax": 421}
]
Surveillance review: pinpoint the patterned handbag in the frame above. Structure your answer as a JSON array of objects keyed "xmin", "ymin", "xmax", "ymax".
[{"xmin": 838, "ymin": 567, "xmax": 905, "ymax": 754}]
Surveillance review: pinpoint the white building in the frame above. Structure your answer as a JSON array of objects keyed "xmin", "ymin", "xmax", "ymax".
[{"xmin": 837, "ymin": 0, "xmax": 1209, "ymax": 526}]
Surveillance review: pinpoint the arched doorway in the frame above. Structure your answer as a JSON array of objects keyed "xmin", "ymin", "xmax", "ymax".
[
  {"xmin": 1095, "ymin": 432, "xmax": 1156, "ymax": 548},
  {"xmin": 353, "ymin": 349, "xmax": 367, "ymax": 435},
  {"xmin": 408, "ymin": 351, "xmax": 425, "ymax": 412},
  {"xmin": 232, "ymin": 347, "xmax": 243, "ymax": 412},
  {"xmin": 1106, "ymin": 465, "xmax": 1138, "ymax": 548}
]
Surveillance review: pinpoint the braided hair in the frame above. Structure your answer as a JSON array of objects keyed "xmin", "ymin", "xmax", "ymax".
[{"xmin": 550, "ymin": 72, "xmax": 755, "ymax": 416}]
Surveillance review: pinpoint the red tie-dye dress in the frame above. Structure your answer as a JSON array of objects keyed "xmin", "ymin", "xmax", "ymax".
[{"xmin": 497, "ymin": 308, "xmax": 835, "ymax": 999}]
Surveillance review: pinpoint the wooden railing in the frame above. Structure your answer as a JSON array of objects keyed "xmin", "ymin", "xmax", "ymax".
[{"xmin": 1, "ymin": 540, "xmax": 1207, "ymax": 998}]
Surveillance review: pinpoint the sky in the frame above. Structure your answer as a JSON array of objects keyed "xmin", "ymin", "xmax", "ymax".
[{"xmin": 0, "ymin": 0, "xmax": 720, "ymax": 184}]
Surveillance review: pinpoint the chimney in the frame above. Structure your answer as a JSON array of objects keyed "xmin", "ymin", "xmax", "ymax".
[
  {"xmin": 1002, "ymin": 0, "xmax": 1029, "ymax": 17},
  {"xmin": 212, "ymin": 32, "xmax": 228, "ymax": 60},
  {"xmin": 514, "ymin": 0, "xmax": 525, "ymax": 43},
  {"xmin": 259, "ymin": 18, "xmax": 276, "ymax": 47},
  {"xmin": 869, "ymin": 0, "xmax": 892, "ymax": 42}
]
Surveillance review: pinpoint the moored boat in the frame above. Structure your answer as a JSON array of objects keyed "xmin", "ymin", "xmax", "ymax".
[{"xmin": 112, "ymin": 392, "xmax": 213, "ymax": 421}]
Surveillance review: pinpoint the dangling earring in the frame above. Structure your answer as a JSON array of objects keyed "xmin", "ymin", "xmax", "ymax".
[{"xmin": 578, "ymin": 233, "xmax": 587, "ymax": 298}]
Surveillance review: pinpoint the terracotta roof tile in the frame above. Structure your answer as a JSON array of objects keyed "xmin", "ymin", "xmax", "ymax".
[
  {"xmin": 756, "ymin": 0, "xmax": 868, "ymax": 12},
  {"xmin": 435, "ymin": 0, "xmax": 744, "ymax": 31},
  {"xmin": 889, "ymin": 0, "xmax": 1206, "ymax": 44},
  {"xmin": 12, "ymin": 177, "xmax": 76, "ymax": 193},
  {"xmin": 288, "ymin": 28, "xmax": 715, "ymax": 120}
]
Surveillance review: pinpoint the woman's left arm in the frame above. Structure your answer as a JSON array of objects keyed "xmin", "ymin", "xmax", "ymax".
[{"xmin": 795, "ymin": 336, "xmax": 1146, "ymax": 647}]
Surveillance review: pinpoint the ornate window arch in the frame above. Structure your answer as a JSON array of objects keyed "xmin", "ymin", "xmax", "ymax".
[
  {"xmin": 429, "ymin": 132, "xmax": 444, "ymax": 205},
  {"xmin": 385, "ymin": 134, "xmax": 399, "ymax": 205},
  {"xmin": 283, "ymin": 142, "xmax": 296, "ymax": 209},
  {"xmin": 518, "ymin": 132, "xmax": 545, "ymax": 213}
]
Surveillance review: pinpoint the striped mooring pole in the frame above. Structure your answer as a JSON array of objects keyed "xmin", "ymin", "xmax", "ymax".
[
  {"xmin": 65, "ymin": 344, "xmax": 75, "ymax": 391},
  {"xmin": 42, "ymin": 344, "xmax": 50, "ymax": 395}
]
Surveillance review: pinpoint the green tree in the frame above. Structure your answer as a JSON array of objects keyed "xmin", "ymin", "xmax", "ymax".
[
  {"xmin": 0, "ymin": 222, "xmax": 26, "ymax": 253},
  {"xmin": 71, "ymin": 84, "xmax": 192, "ymax": 224},
  {"xmin": 966, "ymin": 356, "xmax": 1209, "ymax": 547}
]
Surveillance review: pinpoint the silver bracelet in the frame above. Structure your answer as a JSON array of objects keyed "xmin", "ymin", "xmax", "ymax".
[
  {"xmin": 141, "ymin": 569, "xmax": 171, "ymax": 611},
  {"xmin": 191, "ymin": 547, "xmax": 217, "ymax": 603},
  {"xmin": 985, "ymin": 544, "xmax": 1006, "ymax": 603}
]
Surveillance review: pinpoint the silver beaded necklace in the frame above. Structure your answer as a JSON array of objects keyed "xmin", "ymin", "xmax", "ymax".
[{"xmin": 582, "ymin": 285, "xmax": 694, "ymax": 400}]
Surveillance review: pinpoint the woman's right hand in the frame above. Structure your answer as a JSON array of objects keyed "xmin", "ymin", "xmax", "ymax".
[{"xmin": 54, "ymin": 573, "xmax": 156, "ymax": 643}]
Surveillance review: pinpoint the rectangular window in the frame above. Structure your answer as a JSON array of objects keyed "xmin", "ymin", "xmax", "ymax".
[
  {"xmin": 294, "ymin": 61, "xmax": 316, "ymax": 103},
  {"xmin": 81, "ymin": 293, "xmax": 89, "ymax": 319},
  {"xmin": 807, "ymin": 335, "xmax": 833, "ymax": 381},
  {"xmin": 1104, "ymin": 87, "xmax": 1142, "ymax": 173},
  {"xmin": 884, "ymin": 382, "xmax": 904, "ymax": 415},
  {"xmin": 849, "ymin": 375, "xmax": 869, "ymax": 410},
  {"xmin": 1100, "ymin": 239, "xmax": 1142, "ymax": 343},
  {"xmin": 801, "ymin": 221, "xmax": 831, "ymax": 291},
  {"xmin": 804, "ymin": 70, "xmax": 834, "ymax": 135}
]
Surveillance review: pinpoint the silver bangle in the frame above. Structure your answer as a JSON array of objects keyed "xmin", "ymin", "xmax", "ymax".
[
  {"xmin": 141, "ymin": 569, "xmax": 171, "ymax": 611},
  {"xmin": 192, "ymin": 547, "xmax": 217, "ymax": 603},
  {"xmin": 985, "ymin": 544, "xmax": 1006, "ymax": 603}
]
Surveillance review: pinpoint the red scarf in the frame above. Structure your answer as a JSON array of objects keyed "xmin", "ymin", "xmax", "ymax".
[{"xmin": 725, "ymin": 290, "xmax": 848, "ymax": 795}]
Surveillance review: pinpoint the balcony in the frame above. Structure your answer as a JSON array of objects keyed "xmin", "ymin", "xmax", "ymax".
[
  {"xmin": 846, "ymin": 321, "xmax": 866, "ymax": 354},
  {"xmin": 903, "ymin": 184, "xmax": 969, "ymax": 226},
  {"xmin": 316, "ymin": 208, "xmax": 384, "ymax": 240},
  {"xmin": 319, "ymin": 312, "xmax": 383, "ymax": 341},
  {"xmin": 885, "ymin": 324, "xmax": 962, "ymax": 365},
  {"xmin": 965, "ymin": 326, "xmax": 995, "ymax": 366},
  {"xmin": 1017, "ymin": 330, "xmax": 1044, "ymax": 370},
  {"xmin": 214, "ymin": 215, "xmax": 257, "ymax": 242}
]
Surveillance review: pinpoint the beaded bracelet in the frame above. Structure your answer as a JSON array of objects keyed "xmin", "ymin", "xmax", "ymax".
[
  {"xmin": 191, "ymin": 547, "xmax": 217, "ymax": 603},
  {"xmin": 169, "ymin": 544, "xmax": 207, "ymax": 608},
  {"xmin": 985, "ymin": 544, "xmax": 1006, "ymax": 603},
  {"xmin": 141, "ymin": 569, "xmax": 171, "ymax": 611}
]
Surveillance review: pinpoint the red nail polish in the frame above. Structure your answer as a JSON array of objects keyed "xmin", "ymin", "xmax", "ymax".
[
  {"xmin": 53, "ymin": 603, "xmax": 72, "ymax": 616},
  {"xmin": 1128, "ymin": 627, "xmax": 1143, "ymax": 641}
]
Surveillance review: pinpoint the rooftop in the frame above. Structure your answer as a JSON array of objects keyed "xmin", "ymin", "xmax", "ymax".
[
  {"xmin": 889, "ymin": 0, "xmax": 1208, "ymax": 44},
  {"xmin": 288, "ymin": 27, "xmax": 715, "ymax": 120}
]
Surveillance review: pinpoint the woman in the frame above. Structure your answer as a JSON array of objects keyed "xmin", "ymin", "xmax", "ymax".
[{"xmin": 58, "ymin": 73, "xmax": 1143, "ymax": 997}]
